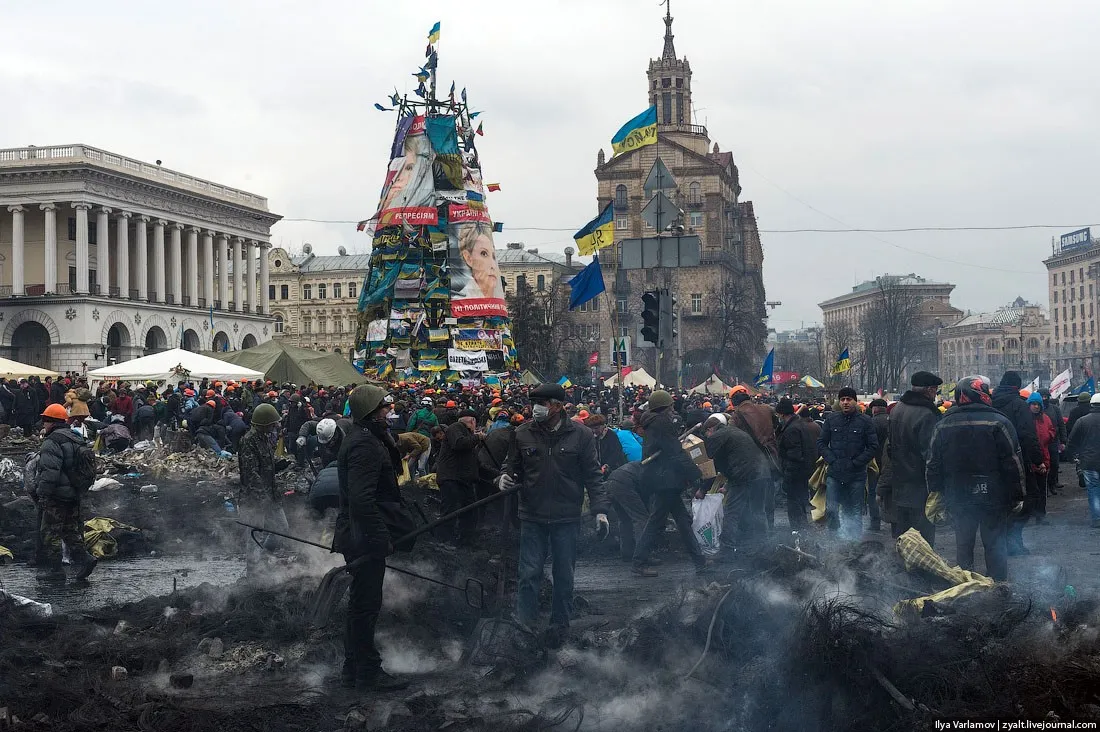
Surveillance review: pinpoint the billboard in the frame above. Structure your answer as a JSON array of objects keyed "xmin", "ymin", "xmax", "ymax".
[
  {"xmin": 448, "ymin": 205, "xmax": 507, "ymax": 318},
  {"xmin": 1060, "ymin": 228, "xmax": 1091, "ymax": 253}
]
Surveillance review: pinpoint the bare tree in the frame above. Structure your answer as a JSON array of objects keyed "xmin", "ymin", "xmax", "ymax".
[
  {"xmin": 708, "ymin": 272, "xmax": 768, "ymax": 381},
  {"xmin": 857, "ymin": 278, "xmax": 924, "ymax": 392},
  {"xmin": 825, "ymin": 319, "xmax": 854, "ymax": 384},
  {"xmin": 507, "ymin": 279, "xmax": 581, "ymax": 379}
]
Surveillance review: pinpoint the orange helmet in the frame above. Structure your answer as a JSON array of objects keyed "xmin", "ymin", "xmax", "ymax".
[
  {"xmin": 445, "ymin": 400, "xmax": 456, "ymax": 408},
  {"xmin": 1019, "ymin": 389, "xmax": 1031, "ymax": 399},
  {"xmin": 42, "ymin": 404, "xmax": 69, "ymax": 421},
  {"xmin": 702, "ymin": 401, "xmax": 712, "ymax": 408}
]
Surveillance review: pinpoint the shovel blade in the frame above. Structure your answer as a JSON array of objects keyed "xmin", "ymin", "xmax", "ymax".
[{"xmin": 309, "ymin": 566, "xmax": 353, "ymax": 627}]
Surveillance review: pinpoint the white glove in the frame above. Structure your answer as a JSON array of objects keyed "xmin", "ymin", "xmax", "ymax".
[
  {"xmin": 296, "ymin": 437, "xmax": 306, "ymax": 447},
  {"xmin": 595, "ymin": 513, "xmax": 610, "ymax": 539},
  {"xmin": 498, "ymin": 473, "xmax": 516, "ymax": 491}
]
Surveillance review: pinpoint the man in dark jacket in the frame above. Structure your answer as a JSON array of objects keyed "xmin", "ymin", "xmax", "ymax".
[
  {"xmin": 927, "ymin": 377, "xmax": 1024, "ymax": 581},
  {"xmin": 1066, "ymin": 393, "xmax": 1091, "ymax": 439},
  {"xmin": 867, "ymin": 398, "xmax": 890, "ymax": 531},
  {"xmin": 776, "ymin": 398, "xmax": 818, "ymax": 528},
  {"xmin": 12, "ymin": 379, "xmax": 40, "ymax": 435},
  {"xmin": 1065, "ymin": 393, "xmax": 1100, "ymax": 528},
  {"xmin": 818, "ymin": 386, "xmax": 879, "ymax": 540},
  {"xmin": 237, "ymin": 403, "xmax": 286, "ymax": 573},
  {"xmin": 36, "ymin": 403, "xmax": 97, "ymax": 579},
  {"xmin": 434, "ymin": 411, "xmax": 483, "ymax": 547},
  {"xmin": 632, "ymin": 390, "xmax": 707, "ymax": 576},
  {"xmin": 705, "ymin": 413, "xmax": 770, "ymax": 546},
  {"xmin": 333, "ymin": 385, "xmax": 408, "ymax": 692},
  {"xmin": 500, "ymin": 383, "xmax": 609, "ymax": 646},
  {"xmin": 605, "ymin": 461, "xmax": 649, "ymax": 562},
  {"xmin": 585, "ymin": 414, "xmax": 627, "ymax": 475},
  {"xmin": 1040, "ymin": 389, "xmax": 1066, "ymax": 497},
  {"xmin": 885, "ymin": 371, "xmax": 942, "ymax": 544},
  {"xmin": 990, "ymin": 371, "xmax": 1043, "ymax": 555}
]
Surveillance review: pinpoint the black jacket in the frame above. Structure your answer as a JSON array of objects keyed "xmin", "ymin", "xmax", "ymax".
[
  {"xmin": 817, "ymin": 410, "xmax": 878, "ymax": 481},
  {"xmin": 926, "ymin": 403, "xmax": 1024, "ymax": 509},
  {"xmin": 12, "ymin": 387, "xmax": 39, "ymax": 424},
  {"xmin": 501, "ymin": 415, "xmax": 610, "ymax": 524},
  {"xmin": 187, "ymin": 404, "xmax": 215, "ymax": 434},
  {"xmin": 477, "ymin": 425, "xmax": 513, "ymax": 480},
  {"xmin": 887, "ymin": 390, "xmax": 941, "ymax": 508},
  {"xmin": 1067, "ymin": 402, "xmax": 1091, "ymax": 438},
  {"xmin": 776, "ymin": 415, "xmax": 819, "ymax": 479},
  {"xmin": 871, "ymin": 412, "xmax": 890, "ymax": 466},
  {"xmin": 640, "ymin": 409, "xmax": 701, "ymax": 491},
  {"xmin": 707, "ymin": 425, "xmax": 768, "ymax": 485},
  {"xmin": 49, "ymin": 381, "xmax": 66, "ymax": 405},
  {"xmin": 991, "ymin": 385, "xmax": 1042, "ymax": 468},
  {"xmin": 37, "ymin": 426, "xmax": 89, "ymax": 502},
  {"xmin": 1067, "ymin": 407, "xmax": 1100, "ymax": 471},
  {"xmin": 595, "ymin": 429, "xmax": 627, "ymax": 474},
  {"xmin": 335, "ymin": 421, "xmax": 401, "ymax": 559},
  {"xmin": 435, "ymin": 421, "xmax": 480, "ymax": 484}
]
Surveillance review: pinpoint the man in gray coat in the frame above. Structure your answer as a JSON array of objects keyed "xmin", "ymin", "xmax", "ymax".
[{"xmin": 885, "ymin": 371, "xmax": 942, "ymax": 545}]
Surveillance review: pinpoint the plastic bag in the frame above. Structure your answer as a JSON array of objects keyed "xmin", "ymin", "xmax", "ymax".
[{"xmin": 691, "ymin": 493, "xmax": 723, "ymax": 556}]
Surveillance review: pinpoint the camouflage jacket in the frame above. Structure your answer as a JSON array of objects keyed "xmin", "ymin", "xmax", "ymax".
[{"xmin": 237, "ymin": 427, "xmax": 276, "ymax": 501}]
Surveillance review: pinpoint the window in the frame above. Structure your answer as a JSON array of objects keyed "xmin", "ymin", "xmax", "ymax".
[
  {"xmin": 335, "ymin": 318, "xmax": 343, "ymax": 333},
  {"xmin": 68, "ymin": 218, "xmax": 76, "ymax": 241},
  {"xmin": 1071, "ymin": 289, "xmax": 1076, "ymax": 301},
  {"xmin": 688, "ymin": 181, "xmax": 701, "ymax": 204},
  {"xmin": 616, "ymin": 297, "xmax": 627, "ymax": 314},
  {"xmin": 662, "ymin": 78, "xmax": 671, "ymax": 88},
  {"xmin": 280, "ymin": 284, "xmax": 289, "ymax": 299},
  {"xmin": 1054, "ymin": 310, "xmax": 1058, "ymax": 322},
  {"xmin": 691, "ymin": 293, "xmax": 703, "ymax": 314},
  {"xmin": 333, "ymin": 283, "xmax": 341, "ymax": 298},
  {"xmin": 318, "ymin": 319, "xmax": 326, "ymax": 334},
  {"xmin": 303, "ymin": 284, "xmax": 312, "ymax": 300},
  {"xmin": 689, "ymin": 212, "xmax": 703, "ymax": 227},
  {"xmin": 318, "ymin": 284, "xmax": 326, "ymax": 299},
  {"xmin": 1071, "ymin": 270, "xmax": 1076, "ymax": 283},
  {"xmin": 1064, "ymin": 324, "xmax": 1068, "ymax": 337},
  {"xmin": 662, "ymin": 92, "xmax": 671, "ymax": 123},
  {"xmin": 615, "ymin": 185, "xmax": 628, "ymax": 209},
  {"xmin": 676, "ymin": 78, "xmax": 683, "ymax": 88},
  {"xmin": 536, "ymin": 274, "xmax": 545, "ymax": 292},
  {"xmin": 675, "ymin": 93, "xmax": 683, "ymax": 123},
  {"xmin": 1081, "ymin": 285, "xmax": 1085, "ymax": 299},
  {"xmin": 644, "ymin": 219, "xmax": 654, "ymax": 230},
  {"xmin": 303, "ymin": 318, "xmax": 312, "ymax": 334},
  {"xmin": 1053, "ymin": 274, "xmax": 1058, "ymax": 286},
  {"xmin": 1091, "ymin": 284, "xmax": 1095, "ymax": 297},
  {"xmin": 348, "ymin": 282, "xmax": 357, "ymax": 299},
  {"xmin": 1072, "ymin": 305, "xmax": 1077, "ymax": 319},
  {"xmin": 1062, "ymin": 272, "xmax": 1066, "ymax": 285},
  {"xmin": 1054, "ymin": 291, "xmax": 1058, "ymax": 303},
  {"xmin": 1081, "ymin": 267, "xmax": 1085, "ymax": 281},
  {"xmin": 269, "ymin": 284, "xmax": 276, "ymax": 300},
  {"xmin": 616, "ymin": 216, "xmax": 628, "ymax": 231},
  {"xmin": 274, "ymin": 314, "xmax": 284, "ymax": 333}
]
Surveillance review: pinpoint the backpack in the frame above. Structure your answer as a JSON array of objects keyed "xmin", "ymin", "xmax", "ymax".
[
  {"xmin": 24, "ymin": 452, "xmax": 40, "ymax": 500},
  {"xmin": 67, "ymin": 442, "xmax": 98, "ymax": 492}
]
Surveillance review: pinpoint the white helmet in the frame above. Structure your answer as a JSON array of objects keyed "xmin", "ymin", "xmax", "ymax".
[
  {"xmin": 316, "ymin": 418, "xmax": 337, "ymax": 444},
  {"xmin": 1090, "ymin": 393, "xmax": 1100, "ymax": 405},
  {"xmin": 421, "ymin": 397, "xmax": 433, "ymax": 406}
]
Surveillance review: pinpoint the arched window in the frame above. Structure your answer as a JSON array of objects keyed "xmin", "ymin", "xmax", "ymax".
[
  {"xmin": 517, "ymin": 274, "xmax": 527, "ymax": 291},
  {"xmin": 536, "ymin": 274, "xmax": 546, "ymax": 292},
  {"xmin": 615, "ymin": 185, "xmax": 628, "ymax": 209},
  {"xmin": 986, "ymin": 339, "xmax": 998, "ymax": 350},
  {"xmin": 1027, "ymin": 338, "xmax": 1039, "ymax": 349},
  {"xmin": 274, "ymin": 314, "xmax": 284, "ymax": 334},
  {"xmin": 688, "ymin": 181, "xmax": 701, "ymax": 205}
]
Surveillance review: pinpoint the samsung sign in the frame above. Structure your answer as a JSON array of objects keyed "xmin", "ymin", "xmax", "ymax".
[{"xmin": 1060, "ymin": 227, "xmax": 1091, "ymax": 252}]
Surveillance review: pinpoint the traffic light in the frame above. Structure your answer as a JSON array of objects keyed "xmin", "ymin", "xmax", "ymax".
[
  {"xmin": 658, "ymin": 288, "xmax": 677, "ymax": 348},
  {"xmin": 640, "ymin": 290, "xmax": 660, "ymax": 345}
]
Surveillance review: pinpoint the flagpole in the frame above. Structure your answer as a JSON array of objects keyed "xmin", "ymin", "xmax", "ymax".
[{"xmin": 601, "ymin": 281, "xmax": 626, "ymax": 423}]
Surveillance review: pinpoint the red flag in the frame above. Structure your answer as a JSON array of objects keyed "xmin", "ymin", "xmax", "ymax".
[
  {"xmin": 588, "ymin": 351, "xmax": 599, "ymax": 366},
  {"xmin": 487, "ymin": 183, "xmax": 501, "ymax": 192},
  {"xmin": 475, "ymin": 122, "xmax": 484, "ymax": 136}
]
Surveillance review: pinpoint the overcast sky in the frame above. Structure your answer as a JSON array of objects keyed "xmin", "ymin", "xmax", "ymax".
[{"xmin": 4, "ymin": 0, "xmax": 1098, "ymax": 328}]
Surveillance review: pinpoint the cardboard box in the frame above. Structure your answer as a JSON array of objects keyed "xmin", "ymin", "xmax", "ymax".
[
  {"xmin": 698, "ymin": 459, "xmax": 717, "ymax": 480},
  {"xmin": 682, "ymin": 435, "xmax": 709, "ymax": 465}
]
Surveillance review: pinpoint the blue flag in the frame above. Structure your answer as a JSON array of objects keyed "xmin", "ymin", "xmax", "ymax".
[
  {"xmin": 568, "ymin": 256, "xmax": 605, "ymax": 310},
  {"xmin": 209, "ymin": 305, "xmax": 215, "ymax": 332},
  {"xmin": 1071, "ymin": 377, "xmax": 1095, "ymax": 395},
  {"xmin": 754, "ymin": 348, "xmax": 775, "ymax": 387}
]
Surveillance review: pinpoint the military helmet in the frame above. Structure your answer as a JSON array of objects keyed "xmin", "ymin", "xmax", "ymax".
[
  {"xmin": 648, "ymin": 389, "xmax": 673, "ymax": 410},
  {"xmin": 349, "ymin": 385, "xmax": 387, "ymax": 421},
  {"xmin": 251, "ymin": 403, "xmax": 281, "ymax": 426}
]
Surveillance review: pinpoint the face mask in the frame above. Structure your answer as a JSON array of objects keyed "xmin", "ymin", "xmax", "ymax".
[{"xmin": 532, "ymin": 404, "xmax": 551, "ymax": 422}]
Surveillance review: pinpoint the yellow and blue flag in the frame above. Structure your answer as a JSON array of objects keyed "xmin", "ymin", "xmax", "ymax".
[
  {"xmin": 428, "ymin": 22, "xmax": 441, "ymax": 43},
  {"xmin": 558, "ymin": 376, "xmax": 573, "ymax": 388},
  {"xmin": 611, "ymin": 105, "xmax": 657, "ymax": 156},
  {"xmin": 573, "ymin": 202, "xmax": 615, "ymax": 256},
  {"xmin": 755, "ymin": 348, "xmax": 775, "ymax": 387},
  {"xmin": 832, "ymin": 348, "xmax": 851, "ymax": 375}
]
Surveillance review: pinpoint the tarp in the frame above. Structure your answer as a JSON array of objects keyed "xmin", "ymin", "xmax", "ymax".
[
  {"xmin": 88, "ymin": 348, "xmax": 262, "ymax": 386},
  {"xmin": 201, "ymin": 340, "xmax": 368, "ymax": 386},
  {"xmin": 800, "ymin": 375, "xmax": 825, "ymax": 388},
  {"xmin": 604, "ymin": 367, "xmax": 656, "ymax": 388},
  {"xmin": 0, "ymin": 357, "xmax": 59, "ymax": 379},
  {"xmin": 519, "ymin": 369, "xmax": 543, "ymax": 385},
  {"xmin": 689, "ymin": 374, "xmax": 730, "ymax": 395}
]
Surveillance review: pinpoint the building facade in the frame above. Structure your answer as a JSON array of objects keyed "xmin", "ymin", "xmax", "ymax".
[
  {"xmin": 1043, "ymin": 230, "xmax": 1100, "ymax": 379},
  {"xmin": 0, "ymin": 144, "xmax": 279, "ymax": 372},
  {"xmin": 937, "ymin": 298, "xmax": 1052, "ymax": 386},
  {"xmin": 583, "ymin": 7, "xmax": 767, "ymax": 387},
  {"xmin": 267, "ymin": 245, "xmax": 366, "ymax": 354},
  {"xmin": 496, "ymin": 242, "xmax": 580, "ymax": 296}
]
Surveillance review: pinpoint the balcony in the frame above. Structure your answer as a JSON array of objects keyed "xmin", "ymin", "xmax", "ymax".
[
  {"xmin": 182, "ymin": 295, "xmax": 191, "ymax": 307},
  {"xmin": 89, "ymin": 284, "xmax": 101, "ymax": 295},
  {"xmin": 198, "ymin": 297, "xmax": 206, "ymax": 308},
  {"xmin": 214, "ymin": 300, "xmax": 222, "ymax": 310},
  {"xmin": 685, "ymin": 195, "xmax": 703, "ymax": 208},
  {"xmin": 109, "ymin": 286, "xmax": 120, "ymax": 298},
  {"xmin": 228, "ymin": 301, "xmax": 235, "ymax": 311},
  {"xmin": 242, "ymin": 304, "xmax": 250, "ymax": 313},
  {"xmin": 25, "ymin": 284, "xmax": 45, "ymax": 296},
  {"xmin": 165, "ymin": 294, "xmax": 175, "ymax": 305},
  {"xmin": 0, "ymin": 286, "xmax": 10, "ymax": 297},
  {"xmin": 148, "ymin": 290, "xmax": 158, "ymax": 302},
  {"xmin": 129, "ymin": 289, "xmax": 140, "ymax": 300},
  {"xmin": 658, "ymin": 122, "xmax": 708, "ymax": 138}
]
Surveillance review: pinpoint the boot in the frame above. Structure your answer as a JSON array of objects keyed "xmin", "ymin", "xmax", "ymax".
[
  {"xmin": 1006, "ymin": 525, "xmax": 1030, "ymax": 556},
  {"xmin": 339, "ymin": 659, "xmax": 356, "ymax": 689},
  {"xmin": 73, "ymin": 550, "xmax": 98, "ymax": 580},
  {"xmin": 356, "ymin": 669, "xmax": 410, "ymax": 692}
]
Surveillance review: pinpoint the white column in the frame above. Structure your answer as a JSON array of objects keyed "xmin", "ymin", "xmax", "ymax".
[
  {"xmin": 169, "ymin": 223, "xmax": 183, "ymax": 304},
  {"xmin": 153, "ymin": 219, "xmax": 166, "ymax": 302},
  {"xmin": 202, "ymin": 231, "xmax": 214, "ymax": 307},
  {"xmin": 135, "ymin": 215, "xmax": 149, "ymax": 301},
  {"xmin": 259, "ymin": 242, "xmax": 270, "ymax": 315},
  {"xmin": 232, "ymin": 237, "xmax": 244, "ymax": 312},
  {"xmin": 187, "ymin": 227, "xmax": 200, "ymax": 307},
  {"xmin": 8, "ymin": 206, "xmax": 24, "ymax": 296},
  {"xmin": 117, "ymin": 211, "xmax": 131, "ymax": 299},
  {"xmin": 73, "ymin": 203, "xmax": 91, "ymax": 294},
  {"xmin": 246, "ymin": 240, "xmax": 257, "ymax": 312},
  {"xmin": 217, "ymin": 234, "xmax": 229, "ymax": 307},
  {"xmin": 40, "ymin": 203, "xmax": 57, "ymax": 294},
  {"xmin": 96, "ymin": 207, "xmax": 111, "ymax": 295}
]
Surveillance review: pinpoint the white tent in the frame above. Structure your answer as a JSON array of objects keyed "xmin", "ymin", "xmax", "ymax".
[
  {"xmin": 0, "ymin": 356, "xmax": 59, "ymax": 379},
  {"xmin": 87, "ymin": 348, "xmax": 263, "ymax": 386},
  {"xmin": 604, "ymin": 367, "xmax": 657, "ymax": 388},
  {"xmin": 689, "ymin": 374, "xmax": 731, "ymax": 395}
]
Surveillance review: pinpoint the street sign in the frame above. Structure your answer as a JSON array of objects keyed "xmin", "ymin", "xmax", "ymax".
[
  {"xmin": 610, "ymin": 336, "xmax": 631, "ymax": 366},
  {"xmin": 643, "ymin": 156, "xmax": 676, "ymax": 195},
  {"xmin": 641, "ymin": 192, "xmax": 680, "ymax": 231}
]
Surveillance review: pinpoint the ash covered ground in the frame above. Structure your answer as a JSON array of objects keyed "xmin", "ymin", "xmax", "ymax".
[{"xmin": 2, "ymin": 443, "xmax": 1100, "ymax": 731}]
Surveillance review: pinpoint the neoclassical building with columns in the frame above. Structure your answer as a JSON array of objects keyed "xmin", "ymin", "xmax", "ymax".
[{"xmin": 0, "ymin": 144, "xmax": 280, "ymax": 373}]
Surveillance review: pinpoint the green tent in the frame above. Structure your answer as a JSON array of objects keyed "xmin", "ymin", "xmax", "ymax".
[{"xmin": 202, "ymin": 340, "xmax": 369, "ymax": 386}]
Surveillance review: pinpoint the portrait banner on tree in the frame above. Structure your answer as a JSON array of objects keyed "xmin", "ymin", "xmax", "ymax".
[
  {"xmin": 448, "ymin": 215, "xmax": 507, "ymax": 318},
  {"xmin": 447, "ymin": 348, "xmax": 489, "ymax": 371},
  {"xmin": 452, "ymin": 328, "xmax": 502, "ymax": 351}
]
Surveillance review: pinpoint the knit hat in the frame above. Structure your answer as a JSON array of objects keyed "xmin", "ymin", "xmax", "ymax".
[
  {"xmin": 838, "ymin": 387, "xmax": 858, "ymax": 400},
  {"xmin": 999, "ymin": 371, "xmax": 1023, "ymax": 389},
  {"xmin": 869, "ymin": 398, "xmax": 889, "ymax": 409},
  {"xmin": 1026, "ymin": 391, "xmax": 1043, "ymax": 405},
  {"xmin": 776, "ymin": 398, "xmax": 795, "ymax": 415}
]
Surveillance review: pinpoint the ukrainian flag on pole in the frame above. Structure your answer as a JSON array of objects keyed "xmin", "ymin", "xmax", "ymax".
[
  {"xmin": 832, "ymin": 348, "xmax": 851, "ymax": 375},
  {"xmin": 427, "ymin": 21, "xmax": 441, "ymax": 43},
  {"xmin": 573, "ymin": 202, "xmax": 615, "ymax": 256},
  {"xmin": 611, "ymin": 105, "xmax": 657, "ymax": 156}
]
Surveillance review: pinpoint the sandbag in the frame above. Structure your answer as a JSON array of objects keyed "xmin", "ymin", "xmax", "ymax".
[{"xmin": 691, "ymin": 493, "xmax": 723, "ymax": 556}]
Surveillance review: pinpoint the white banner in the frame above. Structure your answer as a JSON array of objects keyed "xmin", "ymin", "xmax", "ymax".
[
  {"xmin": 447, "ymin": 348, "xmax": 489, "ymax": 372},
  {"xmin": 1050, "ymin": 368, "xmax": 1072, "ymax": 399},
  {"xmin": 1026, "ymin": 376, "xmax": 1040, "ymax": 393}
]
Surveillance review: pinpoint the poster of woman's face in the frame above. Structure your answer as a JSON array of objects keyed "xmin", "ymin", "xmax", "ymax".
[
  {"xmin": 448, "ymin": 221, "xmax": 507, "ymax": 318},
  {"xmin": 376, "ymin": 133, "xmax": 435, "ymax": 216}
]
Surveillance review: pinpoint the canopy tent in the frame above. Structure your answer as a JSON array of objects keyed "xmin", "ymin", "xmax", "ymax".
[
  {"xmin": 518, "ymin": 369, "xmax": 546, "ymax": 385},
  {"xmin": 689, "ymin": 374, "xmax": 731, "ymax": 395},
  {"xmin": 604, "ymin": 367, "xmax": 657, "ymax": 389},
  {"xmin": 0, "ymin": 357, "xmax": 59, "ymax": 380},
  {"xmin": 87, "ymin": 349, "xmax": 263, "ymax": 386},
  {"xmin": 800, "ymin": 375, "xmax": 825, "ymax": 388},
  {"xmin": 201, "ymin": 340, "xmax": 368, "ymax": 386}
]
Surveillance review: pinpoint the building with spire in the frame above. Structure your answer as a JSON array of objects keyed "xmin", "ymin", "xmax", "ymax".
[{"xmin": 575, "ymin": 3, "xmax": 767, "ymax": 387}]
